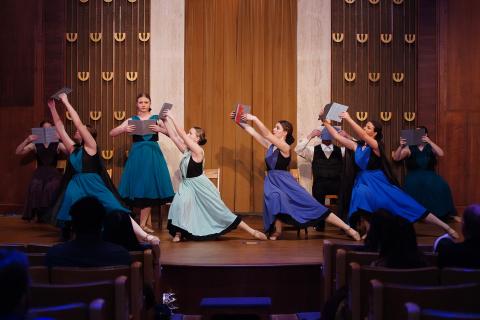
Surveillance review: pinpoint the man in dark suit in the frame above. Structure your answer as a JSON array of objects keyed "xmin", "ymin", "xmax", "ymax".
[
  {"xmin": 436, "ymin": 204, "xmax": 480, "ymax": 268},
  {"xmin": 46, "ymin": 197, "xmax": 131, "ymax": 267}
]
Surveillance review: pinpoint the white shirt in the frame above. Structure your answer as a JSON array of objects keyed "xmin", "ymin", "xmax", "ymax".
[{"xmin": 295, "ymin": 137, "xmax": 345, "ymax": 162}]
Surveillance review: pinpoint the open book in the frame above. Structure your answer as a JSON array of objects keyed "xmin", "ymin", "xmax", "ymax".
[
  {"xmin": 234, "ymin": 103, "xmax": 251, "ymax": 124},
  {"xmin": 127, "ymin": 119, "xmax": 157, "ymax": 136},
  {"xmin": 31, "ymin": 127, "xmax": 59, "ymax": 144},
  {"xmin": 324, "ymin": 102, "xmax": 349, "ymax": 122},
  {"xmin": 159, "ymin": 102, "xmax": 173, "ymax": 118},
  {"xmin": 50, "ymin": 87, "xmax": 72, "ymax": 100},
  {"xmin": 400, "ymin": 128, "xmax": 426, "ymax": 146}
]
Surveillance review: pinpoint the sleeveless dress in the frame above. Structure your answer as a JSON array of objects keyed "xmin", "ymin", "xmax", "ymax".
[
  {"xmin": 55, "ymin": 147, "xmax": 130, "ymax": 223},
  {"xmin": 403, "ymin": 144, "xmax": 455, "ymax": 218},
  {"xmin": 348, "ymin": 144, "xmax": 429, "ymax": 223},
  {"xmin": 167, "ymin": 151, "xmax": 241, "ymax": 240},
  {"xmin": 263, "ymin": 145, "xmax": 330, "ymax": 232},
  {"xmin": 119, "ymin": 115, "xmax": 174, "ymax": 208},
  {"xmin": 22, "ymin": 143, "xmax": 63, "ymax": 221}
]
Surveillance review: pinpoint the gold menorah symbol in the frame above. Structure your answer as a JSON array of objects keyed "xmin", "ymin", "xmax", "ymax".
[
  {"xmin": 80, "ymin": 0, "xmax": 88, "ymax": 3},
  {"xmin": 104, "ymin": 0, "xmax": 112, "ymax": 3},
  {"xmin": 89, "ymin": 32, "xmax": 102, "ymax": 43},
  {"xmin": 356, "ymin": 33, "xmax": 368, "ymax": 43},
  {"xmin": 138, "ymin": 32, "xmax": 150, "ymax": 42},
  {"xmin": 101, "ymin": 150, "xmax": 114, "ymax": 160},
  {"xmin": 368, "ymin": 72, "xmax": 381, "ymax": 82},
  {"xmin": 404, "ymin": 34, "xmax": 416, "ymax": 44},
  {"xmin": 404, "ymin": 112, "xmax": 416, "ymax": 122},
  {"xmin": 380, "ymin": 112, "xmax": 392, "ymax": 122},
  {"xmin": 89, "ymin": 111, "xmax": 102, "ymax": 121},
  {"xmin": 380, "ymin": 33, "xmax": 393, "ymax": 44},
  {"xmin": 77, "ymin": 71, "xmax": 90, "ymax": 81},
  {"xmin": 66, "ymin": 112, "xmax": 72, "ymax": 121},
  {"xmin": 66, "ymin": 33, "xmax": 78, "ymax": 42},
  {"xmin": 344, "ymin": 72, "xmax": 356, "ymax": 82},
  {"xmin": 127, "ymin": 0, "xmax": 136, "ymax": 3},
  {"xmin": 369, "ymin": 0, "xmax": 380, "ymax": 4},
  {"xmin": 113, "ymin": 111, "xmax": 126, "ymax": 121},
  {"xmin": 393, "ymin": 0, "xmax": 404, "ymax": 4},
  {"xmin": 114, "ymin": 32, "xmax": 126, "ymax": 42},
  {"xmin": 356, "ymin": 112, "xmax": 368, "ymax": 121},
  {"xmin": 102, "ymin": 72, "xmax": 114, "ymax": 82},
  {"xmin": 126, "ymin": 72, "xmax": 138, "ymax": 81},
  {"xmin": 345, "ymin": 0, "xmax": 355, "ymax": 4},
  {"xmin": 332, "ymin": 33, "xmax": 344, "ymax": 43},
  {"xmin": 392, "ymin": 72, "xmax": 405, "ymax": 83}
]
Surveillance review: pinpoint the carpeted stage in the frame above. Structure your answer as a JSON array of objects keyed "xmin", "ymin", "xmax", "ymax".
[{"xmin": 0, "ymin": 213, "xmax": 460, "ymax": 314}]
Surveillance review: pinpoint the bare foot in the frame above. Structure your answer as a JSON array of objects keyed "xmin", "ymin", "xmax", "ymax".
[
  {"xmin": 172, "ymin": 233, "xmax": 181, "ymax": 243},
  {"xmin": 141, "ymin": 225, "xmax": 155, "ymax": 233},
  {"xmin": 346, "ymin": 228, "xmax": 361, "ymax": 241},
  {"xmin": 269, "ymin": 232, "xmax": 281, "ymax": 241},
  {"xmin": 252, "ymin": 230, "xmax": 267, "ymax": 241}
]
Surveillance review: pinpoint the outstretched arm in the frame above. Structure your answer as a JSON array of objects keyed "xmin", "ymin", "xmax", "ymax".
[
  {"xmin": 230, "ymin": 112, "xmax": 270, "ymax": 148},
  {"xmin": 163, "ymin": 116, "xmax": 187, "ymax": 153},
  {"xmin": 15, "ymin": 135, "xmax": 37, "ymax": 155},
  {"xmin": 48, "ymin": 99, "xmax": 76, "ymax": 153},
  {"xmin": 245, "ymin": 114, "xmax": 290, "ymax": 155},
  {"xmin": 58, "ymin": 93, "xmax": 96, "ymax": 155},
  {"xmin": 165, "ymin": 110, "xmax": 204, "ymax": 161},
  {"xmin": 323, "ymin": 120, "xmax": 357, "ymax": 151},
  {"xmin": 340, "ymin": 112, "xmax": 379, "ymax": 155}
]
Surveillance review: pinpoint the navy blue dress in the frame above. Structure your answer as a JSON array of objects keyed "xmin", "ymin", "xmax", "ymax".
[
  {"xmin": 263, "ymin": 145, "xmax": 330, "ymax": 232},
  {"xmin": 348, "ymin": 144, "xmax": 428, "ymax": 223}
]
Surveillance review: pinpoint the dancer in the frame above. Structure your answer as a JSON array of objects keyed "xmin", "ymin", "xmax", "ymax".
[
  {"xmin": 322, "ymin": 111, "xmax": 458, "ymax": 238},
  {"xmin": 392, "ymin": 126, "xmax": 455, "ymax": 219},
  {"xmin": 48, "ymin": 94, "xmax": 159, "ymax": 244},
  {"xmin": 162, "ymin": 110, "xmax": 267, "ymax": 242},
  {"xmin": 16, "ymin": 119, "xmax": 67, "ymax": 222},
  {"xmin": 233, "ymin": 111, "xmax": 360, "ymax": 241},
  {"xmin": 110, "ymin": 93, "xmax": 174, "ymax": 233}
]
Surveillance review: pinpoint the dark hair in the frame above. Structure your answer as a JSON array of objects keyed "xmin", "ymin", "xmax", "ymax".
[
  {"xmin": 103, "ymin": 211, "xmax": 142, "ymax": 251},
  {"xmin": 279, "ymin": 120, "xmax": 295, "ymax": 145},
  {"xmin": 417, "ymin": 125, "xmax": 428, "ymax": 136},
  {"xmin": 70, "ymin": 197, "xmax": 105, "ymax": 235},
  {"xmin": 0, "ymin": 249, "xmax": 29, "ymax": 317},
  {"xmin": 136, "ymin": 93, "xmax": 152, "ymax": 112},
  {"xmin": 39, "ymin": 120, "xmax": 52, "ymax": 127},
  {"xmin": 85, "ymin": 124, "xmax": 97, "ymax": 140},
  {"xmin": 193, "ymin": 127, "xmax": 207, "ymax": 145},
  {"xmin": 365, "ymin": 209, "xmax": 425, "ymax": 268},
  {"xmin": 463, "ymin": 204, "xmax": 480, "ymax": 242},
  {"xmin": 369, "ymin": 120, "xmax": 383, "ymax": 141}
]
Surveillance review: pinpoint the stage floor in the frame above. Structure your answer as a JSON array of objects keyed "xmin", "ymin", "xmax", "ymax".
[{"xmin": 0, "ymin": 213, "xmax": 459, "ymax": 266}]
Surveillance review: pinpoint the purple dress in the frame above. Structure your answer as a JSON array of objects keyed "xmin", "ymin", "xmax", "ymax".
[
  {"xmin": 263, "ymin": 145, "xmax": 330, "ymax": 232},
  {"xmin": 22, "ymin": 143, "xmax": 62, "ymax": 221}
]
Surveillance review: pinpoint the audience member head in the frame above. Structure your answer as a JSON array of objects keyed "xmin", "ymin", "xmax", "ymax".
[
  {"xmin": 0, "ymin": 249, "xmax": 29, "ymax": 319},
  {"xmin": 70, "ymin": 197, "xmax": 106, "ymax": 236},
  {"xmin": 365, "ymin": 209, "xmax": 424, "ymax": 268},
  {"xmin": 103, "ymin": 211, "xmax": 141, "ymax": 251},
  {"xmin": 462, "ymin": 204, "xmax": 480, "ymax": 242}
]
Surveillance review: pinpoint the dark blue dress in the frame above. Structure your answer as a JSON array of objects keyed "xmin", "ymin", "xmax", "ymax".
[
  {"xmin": 56, "ymin": 147, "xmax": 130, "ymax": 223},
  {"xmin": 119, "ymin": 115, "xmax": 174, "ymax": 207},
  {"xmin": 348, "ymin": 144, "xmax": 428, "ymax": 223},
  {"xmin": 263, "ymin": 145, "xmax": 330, "ymax": 232},
  {"xmin": 403, "ymin": 144, "xmax": 455, "ymax": 218}
]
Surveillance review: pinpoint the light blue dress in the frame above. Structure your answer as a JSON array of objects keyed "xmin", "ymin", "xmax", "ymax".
[
  {"xmin": 167, "ymin": 151, "xmax": 240, "ymax": 240},
  {"xmin": 119, "ymin": 115, "xmax": 174, "ymax": 207}
]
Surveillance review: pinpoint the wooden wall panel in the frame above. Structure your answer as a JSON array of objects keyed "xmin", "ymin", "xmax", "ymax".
[
  {"xmin": 331, "ymin": 0, "xmax": 417, "ymax": 157},
  {"xmin": 185, "ymin": 0, "xmax": 297, "ymax": 212},
  {"xmin": 65, "ymin": 0, "xmax": 150, "ymax": 183},
  {"xmin": 437, "ymin": 0, "xmax": 480, "ymax": 212},
  {"xmin": 0, "ymin": 0, "xmax": 65, "ymax": 212}
]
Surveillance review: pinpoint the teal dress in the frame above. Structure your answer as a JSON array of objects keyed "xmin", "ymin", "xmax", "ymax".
[
  {"xmin": 119, "ymin": 115, "xmax": 174, "ymax": 207},
  {"xmin": 403, "ymin": 144, "xmax": 455, "ymax": 218},
  {"xmin": 167, "ymin": 151, "xmax": 241, "ymax": 240},
  {"xmin": 56, "ymin": 147, "xmax": 130, "ymax": 223}
]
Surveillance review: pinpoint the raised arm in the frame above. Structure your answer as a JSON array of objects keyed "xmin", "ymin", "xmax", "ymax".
[
  {"xmin": 48, "ymin": 99, "xmax": 76, "ymax": 153},
  {"xmin": 230, "ymin": 112, "xmax": 270, "ymax": 148},
  {"xmin": 392, "ymin": 137, "xmax": 411, "ymax": 161},
  {"xmin": 340, "ymin": 112, "xmax": 379, "ymax": 154},
  {"xmin": 165, "ymin": 110, "xmax": 204, "ymax": 161},
  {"xmin": 58, "ymin": 93, "xmax": 96, "ymax": 155},
  {"xmin": 15, "ymin": 135, "xmax": 37, "ymax": 155},
  {"xmin": 149, "ymin": 118, "xmax": 169, "ymax": 136},
  {"xmin": 162, "ymin": 116, "xmax": 187, "ymax": 153},
  {"xmin": 423, "ymin": 136, "xmax": 444, "ymax": 157},
  {"xmin": 323, "ymin": 120, "xmax": 357, "ymax": 151},
  {"xmin": 245, "ymin": 114, "xmax": 290, "ymax": 155}
]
